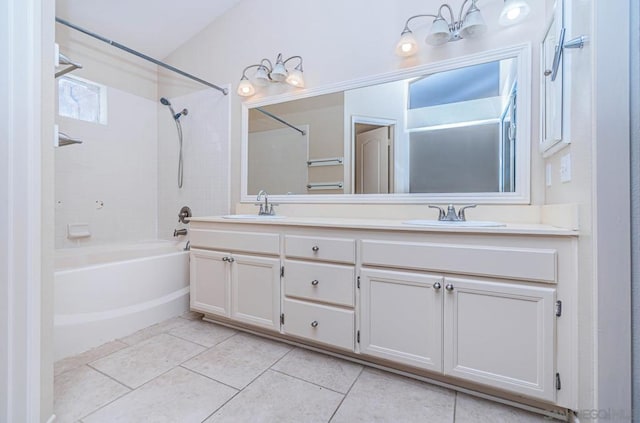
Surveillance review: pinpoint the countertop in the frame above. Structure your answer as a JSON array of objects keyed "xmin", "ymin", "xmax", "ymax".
[{"xmin": 189, "ymin": 216, "xmax": 579, "ymax": 237}]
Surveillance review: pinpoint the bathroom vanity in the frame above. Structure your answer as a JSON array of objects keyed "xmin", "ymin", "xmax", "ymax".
[{"xmin": 189, "ymin": 217, "xmax": 578, "ymax": 413}]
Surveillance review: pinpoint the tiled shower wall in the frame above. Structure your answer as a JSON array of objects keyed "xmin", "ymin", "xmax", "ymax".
[
  {"xmin": 55, "ymin": 86, "xmax": 159, "ymax": 248},
  {"xmin": 55, "ymin": 86, "xmax": 230, "ymax": 248},
  {"xmin": 157, "ymin": 88, "xmax": 230, "ymax": 240}
]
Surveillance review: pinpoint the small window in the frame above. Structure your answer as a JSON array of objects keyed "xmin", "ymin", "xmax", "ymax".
[{"xmin": 58, "ymin": 75, "xmax": 107, "ymax": 124}]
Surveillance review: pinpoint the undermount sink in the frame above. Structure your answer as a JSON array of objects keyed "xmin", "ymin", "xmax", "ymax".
[
  {"xmin": 403, "ymin": 219, "xmax": 505, "ymax": 228},
  {"xmin": 222, "ymin": 214, "xmax": 286, "ymax": 220}
]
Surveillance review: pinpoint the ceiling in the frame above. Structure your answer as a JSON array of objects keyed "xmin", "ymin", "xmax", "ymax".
[{"xmin": 56, "ymin": 0, "xmax": 242, "ymax": 59}]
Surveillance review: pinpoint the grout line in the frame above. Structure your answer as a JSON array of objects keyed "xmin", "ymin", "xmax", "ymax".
[
  {"xmin": 269, "ymin": 368, "xmax": 352, "ymax": 396},
  {"xmin": 179, "ymin": 364, "xmax": 242, "ymax": 392},
  {"xmin": 453, "ymin": 391, "xmax": 458, "ymax": 423},
  {"xmin": 86, "ymin": 363, "xmax": 135, "ymax": 390},
  {"xmin": 76, "ymin": 365, "xmax": 132, "ymax": 421},
  {"xmin": 328, "ymin": 366, "xmax": 365, "ymax": 422}
]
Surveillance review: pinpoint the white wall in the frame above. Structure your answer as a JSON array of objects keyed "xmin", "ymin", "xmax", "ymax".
[
  {"xmin": 158, "ymin": 88, "xmax": 231, "ymax": 239},
  {"xmin": 2, "ymin": 0, "xmax": 55, "ymax": 420},
  {"xmin": 55, "ymin": 87, "xmax": 159, "ymax": 248},
  {"xmin": 543, "ymin": 0, "xmax": 633, "ymax": 415},
  {"xmin": 161, "ymin": 0, "xmax": 547, "ymax": 210}
]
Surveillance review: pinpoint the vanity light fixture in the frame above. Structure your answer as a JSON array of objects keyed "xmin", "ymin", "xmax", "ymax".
[
  {"xmin": 395, "ymin": 0, "xmax": 530, "ymax": 57},
  {"xmin": 237, "ymin": 53, "xmax": 304, "ymax": 97}
]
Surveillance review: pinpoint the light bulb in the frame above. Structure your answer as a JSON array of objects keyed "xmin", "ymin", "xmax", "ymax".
[
  {"xmin": 499, "ymin": 0, "xmax": 531, "ymax": 26},
  {"xmin": 426, "ymin": 17, "xmax": 451, "ymax": 46},
  {"xmin": 237, "ymin": 78, "xmax": 255, "ymax": 97},
  {"xmin": 460, "ymin": 6, "xmax": 487, "ymax": 38},
  {"xmin": 395, "ymin": 31, "xmax": 418, "ymax": 56},
  {"xmin": 286, "ymin": 67, "xmax": 305, "ymax": 88}
]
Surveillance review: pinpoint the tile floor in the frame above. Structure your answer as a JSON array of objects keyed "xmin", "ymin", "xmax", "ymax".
[{"xmin": 54, "ymin": 312, "xmax": 552, "ymax": 422}]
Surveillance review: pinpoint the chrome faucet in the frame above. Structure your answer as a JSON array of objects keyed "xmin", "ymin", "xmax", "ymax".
[
  {"xmin": 428, "ymin": 204, "xmax": 477, "ymax": 222},
  {"xmin": 256, "ymin": 189, "xmax": 277, "ymax": 216}
]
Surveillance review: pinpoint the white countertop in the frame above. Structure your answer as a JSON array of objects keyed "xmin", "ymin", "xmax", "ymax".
[{"xmin": 189, "ymin": 216, "xmax": 578, "ymax": 236}]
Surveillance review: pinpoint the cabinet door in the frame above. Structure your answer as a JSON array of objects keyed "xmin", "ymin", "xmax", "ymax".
[
  {"xmin": 190, "ymin": 249, "xmax": 230, "ymax": 317},
  {"xmin": 231, "ymin": 254, "xmax": 281, "ymax": 332},
  {"xmin": 360, "ymin": 268, "xmax": 443, "ymax": 372},
  {"xmin": 443, "ymin": 277, "xmax": 556, "ymax": 402}
]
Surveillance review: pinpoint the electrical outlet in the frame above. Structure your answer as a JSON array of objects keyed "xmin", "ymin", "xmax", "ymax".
[
  {"xmin": 560, "ymin": 154, "xmax": 572, "ymax": 183},
  {"xmin": 546, "ymin": 163, "xmax": 552, "ymax": 187}
]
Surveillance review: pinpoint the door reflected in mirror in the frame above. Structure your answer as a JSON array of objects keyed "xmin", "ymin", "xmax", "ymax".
[{"xmin": 244, "ymin": 45, "xmax": 530, "ymax": 203}]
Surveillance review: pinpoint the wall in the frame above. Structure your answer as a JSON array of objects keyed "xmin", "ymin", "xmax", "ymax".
[
  {"xmin": 55, "ymin": 25, "xmax": 160, "ymax": 248},
  {"xmin": 161, "ymin": 0, "xmax": 547, "ymax": 212},
  {"xmin": 157, "ymin": 88, "xmax": 231, "ymax": 239},
  {"xmin": 55, "ymin": 88, "xmax": 159, "ymax": 248},
  {"xmin": 543, "ymin": 0, "xmax": 633, "ymax": 415},
  {"xmin": 1, "ymin": 0, "xmax": 55, "ymax": 419}
]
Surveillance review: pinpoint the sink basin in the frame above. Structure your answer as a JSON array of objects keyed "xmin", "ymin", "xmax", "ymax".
[
  {"xmin": 222, "ymin": 214, "xmax": 286, "ymax": 220},
  {"xmin": 403, "ymin": 220, "xmax": 505, "ymax": 228}
]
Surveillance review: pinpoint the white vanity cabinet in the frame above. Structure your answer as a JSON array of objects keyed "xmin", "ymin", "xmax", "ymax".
[
  {"xmin": 442, "ymin": 277, "xmax": 556, "ymax": 402},
  {"xmin": 189, "ymin": 228, "xmax": 281, "ymax": 331},
  {"xmin": 359, "ymin": 268, "xmax": 444, "ymax": 372},
  {"xmin": 281, "ymin": 234, "xmax": 356, "ymax": 351},
  {"xmin": 188, "ymin": 218, "xmax": 578, "ymax": 410},
  {"xmin": 360, "ymin": 238, "xmax": 561, "ymax": 402}
]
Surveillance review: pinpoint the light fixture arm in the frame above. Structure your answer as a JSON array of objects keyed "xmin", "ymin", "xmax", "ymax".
[
  {"xmin": 240, "ymin": 63, "xmax": 264, "ymax": 79},
  {"xmin": 283, "ymin": 55, "xmax": 303, "ymax": 71},
  {"xmin": 401, "ymin": 14, "xmax": 439, "ymax": 34},
  {"xmin": 457, "ymin": 0, "xmax": 475, "ymax": 24},
  {"xmin": 438, "ymin": 4, "xmax": 456, "ymax": 25}
]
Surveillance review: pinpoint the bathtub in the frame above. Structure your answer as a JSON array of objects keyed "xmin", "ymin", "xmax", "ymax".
[{"xmin": 54, "ymin": 240, "xmax": 190, "ymax": 361}]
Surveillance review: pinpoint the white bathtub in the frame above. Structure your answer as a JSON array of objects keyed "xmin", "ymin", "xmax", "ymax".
[{"xmin": 54, "ymin": 240, "xmax": 190, "ymax": 360}]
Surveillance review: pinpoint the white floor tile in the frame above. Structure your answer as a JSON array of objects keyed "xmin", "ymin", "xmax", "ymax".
[
  {"xmin": 168, "ymin": 319, "xmax": 236, "ymax": 348},
  {"xmin": 272, "ymin": 348, "xmax": 362, "ymax": 393},
  {"xmin": 90, "ymin": 333, "xmax": 205, "ymax": 388},
  {"xmin": 205, "ymin": 370, "xmax": 343, "ymax": 423},
  {"xmin": 54, "ymin": 365, "xmax": 129, "ymax": 423},
  {"xmin": 331, "ymin": 368, "xmax": 456, "ymax": 423},
  {"xmin": 82, "ymin": 367, "xmax": 237, "ymax": 423},
  {"xmin": 183, "ymin": 333, "xmax": 291, "ymax": 389}
]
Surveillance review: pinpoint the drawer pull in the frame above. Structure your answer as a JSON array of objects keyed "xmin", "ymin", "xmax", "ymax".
[
  {"xmin": 433, "ymin": 282, "xmax": 441, "ymax": 290},
  {"xmin": 312, "ymin": 245, "xmax": 320, "ymax": 252},
  {"xmin": 311, "ymin": 279, "xmax": 319, "ymax": 286},
  {"xmin": 311, "ymin": 320, "xmax": 319, "ymax": 328},
  {"xmin": 445, "ymin": 283, "xmax": 454, "ymax": 292}
]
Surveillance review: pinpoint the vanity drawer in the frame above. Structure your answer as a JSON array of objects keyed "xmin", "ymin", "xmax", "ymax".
[
  {"xmin": 285, "ymin": 235, "xmax": 355, "ymax": 264},
  {"xmin": 284, "ymin": 260, "xmax": 355, "ymax": 307},
  {"xmin": 361, "ymin": 240, "xmax": 557, "ymax": 283},
  {"xmin": 190, "ymin": 229, "xmax": 280, "ymax": 255},
  {"xmin": 283, "ymin": 298, "xmax": 355, "ymax": 351}
]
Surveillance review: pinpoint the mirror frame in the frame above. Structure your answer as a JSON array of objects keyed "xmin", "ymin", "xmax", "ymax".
[{"xmin": 241, "ymin": 43, "xmax": 531, "ymax": 204}]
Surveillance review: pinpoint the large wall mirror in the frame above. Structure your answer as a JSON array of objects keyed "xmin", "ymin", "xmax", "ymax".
[{"xmin": 241, "ymin": 44, "xmax": 531, "ymax": 204}]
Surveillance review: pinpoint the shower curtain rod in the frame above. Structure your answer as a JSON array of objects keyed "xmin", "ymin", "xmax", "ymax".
[
  {"xmin": 255, "ymin": 107, "xmax": 306, "ymax": 136},
  {"xmin": 55, "ymin": 17, "xmax": 228, "ymax": 95}
]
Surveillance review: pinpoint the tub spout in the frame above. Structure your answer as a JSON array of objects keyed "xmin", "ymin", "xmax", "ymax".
[{"xmin": 173, "ymin": 228, "xmax": 188, "ymax": 237}]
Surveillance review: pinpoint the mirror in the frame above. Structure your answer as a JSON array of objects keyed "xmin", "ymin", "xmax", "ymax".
[{"xmin": 242, "ymin": 44, "xmax": 531, "ymax": 204}]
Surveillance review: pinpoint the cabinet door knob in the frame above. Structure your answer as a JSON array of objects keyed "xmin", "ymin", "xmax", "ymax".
[
  {"xmin": 445, "ymin": 283, "xmax": 454, "ymax": 291},
  {"xmin": 222, "ymin": 256, "xmax": 229, "ymax": 262},
  {"xmin": 228, "ymin": 257, "xmax": 235, "ymax": 263},
  {"xmin": 312, "ymin": 245, "xmax": 319, "ymax": 252},
  {"xmin": 311, "ymin": 320, "xmax": 319, "ymax": 328},
  {"xmin": 433, "ymin": 282, "xmax": 441, "ymax": 290},
  {"xmin": 311, "ymin": 279, "xmax": 319, "ymax": 286}
]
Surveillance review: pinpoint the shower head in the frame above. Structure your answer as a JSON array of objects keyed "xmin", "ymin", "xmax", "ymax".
[{"xmin": 160, "ymin": 97, "xmax": 171, "ymax": 106}]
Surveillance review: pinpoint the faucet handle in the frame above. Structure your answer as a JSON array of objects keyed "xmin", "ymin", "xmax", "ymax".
[
  {"xmin": 457, "ymin": 204, "xmax": 477, "ymax": 221},
  {"xmin": 428, "ymin": 205, "xmax": 446, "ymax": 220}
]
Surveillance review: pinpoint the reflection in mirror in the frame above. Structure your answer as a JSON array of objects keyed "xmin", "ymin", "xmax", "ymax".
[{"xmin": 244, "ymin": 45, "xmax": 530, "ymax": 203}]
